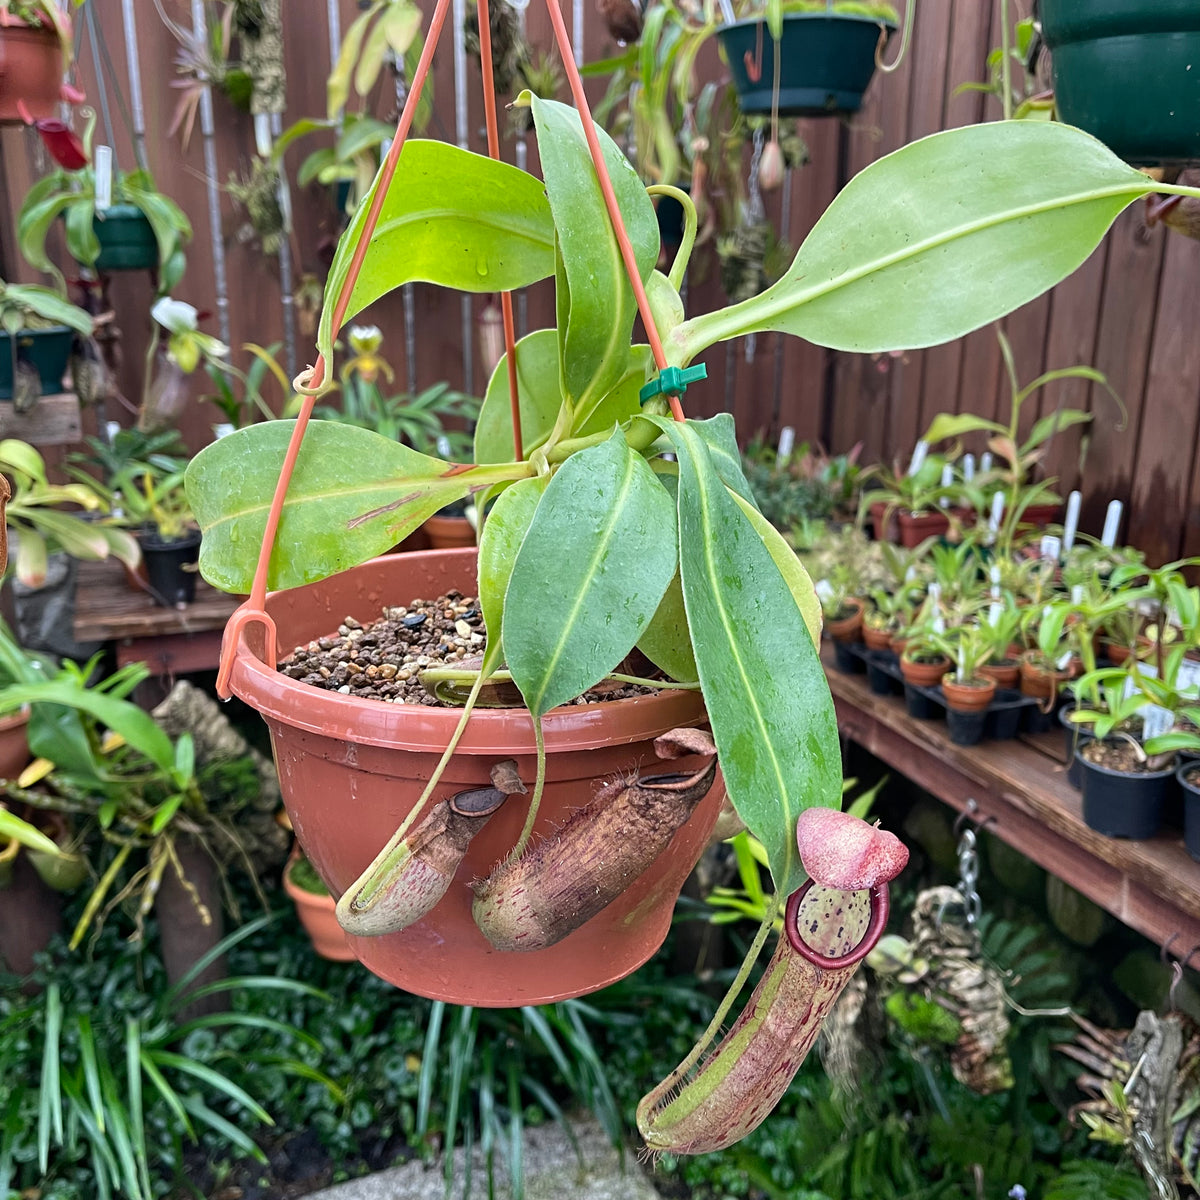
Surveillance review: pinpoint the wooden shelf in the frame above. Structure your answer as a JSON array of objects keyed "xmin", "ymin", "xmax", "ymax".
[
  {"xmin": 73, "ymin": 557, "xmax": 240, "ymax": 676},
  {"xmin": 824, "ymin": 648, "xmax": 1200, "ymax": 951},
  {"xmin": 0, "ymin": 393, "xmax": 82, "ymax": 445}
]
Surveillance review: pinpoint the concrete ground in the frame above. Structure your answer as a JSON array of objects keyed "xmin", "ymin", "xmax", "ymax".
[{"xmin": 306, "ymin": 1117, "xmax": 661, "ymax": 1200}]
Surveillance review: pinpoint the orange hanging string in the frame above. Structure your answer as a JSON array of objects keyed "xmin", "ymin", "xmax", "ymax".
[
  {"xmin": 216, "ymin": 0, "xmax": 454, "ymax": 697},
  {"xmin": 541, "ymin": 0, "xmax": 686, "ymax": 423},
  {"xmin": 476, "ymin": 0, "xmax": 524, "ymax": 461}
]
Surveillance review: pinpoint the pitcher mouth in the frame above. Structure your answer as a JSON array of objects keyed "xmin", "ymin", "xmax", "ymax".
[{"xmin": 784, "ymin": 878, "xmax": 891, "ymax": 971}]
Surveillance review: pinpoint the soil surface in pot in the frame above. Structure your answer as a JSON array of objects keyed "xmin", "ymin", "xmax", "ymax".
[
  {"xmin": 278, "ymin": 590, "xmax": 656, "ymax": 707},
  {"xmin": 1188, "ymin": 766, "xmax": 1200, "ymax": 789},
  {"xmin": 1081, "ymin": 739, "xmax": 1164, "ymax": 774}
]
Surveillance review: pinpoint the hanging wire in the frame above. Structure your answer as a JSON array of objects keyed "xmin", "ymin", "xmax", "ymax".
[
  {"xmin": 117, "ymin": 0, "xmax": 149, "ymax": 170},
  {"xmin": 83, "ymin": 5, "xmax": 118, "ymax": 152}
]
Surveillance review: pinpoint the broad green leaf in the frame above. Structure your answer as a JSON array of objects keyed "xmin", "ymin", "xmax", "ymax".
[
  {"xmin": 354, "ymin": 11, "xmax": 394, "ymax": 100},
  {"xmin": 730, "ymin": 491, "xmax": 822, "ymax": 648},
  {"xmin": 673, "ymin": 121, "xmax": 1157, "ymax": 360},
  {"xmin": 637, "ymin": 572, "xmax": 697, "ymax": 683},
  {"xmin": 475, "ymin": 330, "xmax": 562, "ymax": 464},
  {"xmin": 0, "ymin": 682, "xmax": 176, "ymax": 775},
  {"xmin": 528, "ymin": 95, "xmax": 658, "ymax": 415},
  {"xmin": 186, "ymin": 421, "xmax": 526, "ymax": 593},
  {"xmin": 503, "ymin": 433, "xmax": 676, "ymax": 717},
  {"xmin": 683, "ymin": 414, "xmax": 758, "ymax": 505},
  {"xmin": 478, "ymin": 476, "xmax": 546, "ymax": 677},
  {"xmin": 924, "ymin": 412, "xmax": 1008, "ymax": 444},
  {"xmin": 665, "ymin": 420, "xmax": 840, "ymax": 896},
  {"xmin": 28, "ymin": 511, "xmax": 109, "ymax": 561},
  {"xmin": 318, "ymin": 142, "xmax": 555, "ymax": 365},
  {"xmin": 0, "ymin": 439, "xmax": 48, "ymax": 482},
  {"xmin": 646, "ymin": 270, "xmax": 685, "ymax": 340},
  {"xmin": 64, "ymin": 200, "xmax": 100, "ymax": 267}
]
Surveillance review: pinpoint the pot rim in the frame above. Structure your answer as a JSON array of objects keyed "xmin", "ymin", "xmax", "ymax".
[
  {"xmin": 1076, "ymin": 742, "xmax": 1176, "ymax": 781},
  {"xmin": 719, "ymin": 11, "xmax": 897, "ymax": 31},
  {"xmin": 0, "ymin": 707, "xmax": 30, "ymax": 734},
  {"xmin": 283, "ymin": 851, "xmax": 334, "ymax": 906},
  {"xmin": 228, "ymin": 549, "xmax": 708, "ymax": 755},
  {"xmin": 1178, "ymin": 760, "xmax": 1200, "ymax": 793}
]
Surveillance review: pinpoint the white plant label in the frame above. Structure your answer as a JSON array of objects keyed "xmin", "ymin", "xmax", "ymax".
[
  {"xmin": 1101, "ymin": 499, "xmax": 1123, "ymax": 548},
  {"xmin": 777, "ymin": 425, "xmax": 795, "ymax": 464},
  {"xmin": 1177, "ymin": 659, "xmax": 1200, "ymax": 696},
  {"xmin": 990, "ymin": 565, "xmax": 1002, "ymax": 600},
  {"xmin": 989, "ymin": 492, "xmax": 1005, "ymax": 534},
  {"xmin": 213, "ymin": 423, "xmax": 236, "ymax": 440},
  {"xmin": 1071, "ymin": 584, "xmax": 1084, "ymax": 605},
  {"xmin": 988, "ymin": 601, "xmax": 1004, "ymax": 626},
  {"xmin": 908, "ymin": 440, "xmax": 929, "ymax": 476},
  {"xmin": 1142, "ymin": 705, "xmax": 1175, "ymax": 741},
  {"xmin": 962, "ymin": 454, "xmax": 975, "ymax": 482},
  {"xmin": 1056, "ymin": 650, "xmax": 1074, "ymax": 672},
  {"xmin": 939, "ymin": 463, "xmax": 953, "ymax": 506},
  {"xmin": 815, "ymin": 579, "xmax": 834, "ymax": 604},
  {"xmin": 1062, "ymin": 490, "xmax": 1081, "ymax": 554},
  {"xmin": 980, "ymin": 452, "xmax": 993, "ymax": 473},
  {"xmin": 1040, "ymin": 535, "xmax": 1061, "ymax": 561},
  {"xmin": 95, "ymin": 146, "xmax": 113, "ymax": 211}
]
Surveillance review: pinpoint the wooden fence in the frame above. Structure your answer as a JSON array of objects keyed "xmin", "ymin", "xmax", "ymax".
[{"xmin": 1, "ymin": 0, "xmax": 1198, "ymax": 562}]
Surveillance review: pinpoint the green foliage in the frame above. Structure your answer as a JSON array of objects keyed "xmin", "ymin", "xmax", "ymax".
[
  {"xmin": 287, "ymin": 854, "xmax": 329, "ymax": 896},
  {"xmin": 1043, "ymin": 1160, "xmax": 1146, "ymax": 1200},
  {"xmin": 885, "ymin": 992, "xmax": 962, "ymax": 1045},
  {"xmin": 0, "ymin": 280, "xmax": 91, "ymax": 338},
  {"xmin": 741, "ymin": 438, "xmax": 863, "ymax": 531},
  {"xmin": 0, "ymin": 915, "xmax": 326, "ymax": 1200}
]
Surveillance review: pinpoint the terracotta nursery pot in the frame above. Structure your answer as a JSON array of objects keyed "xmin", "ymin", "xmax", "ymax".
[
  {"xmin": 226, "ymin": 548, "xmax": 725, "ymax": 1006},
  {"xmin": 825, "ymin": 597, "xmax": 864, "ymax": 643},
  {"xmin": 900, "ymin": 654, "xmax": 951, "ymax": 689},
  {"xmin": 862, "ymin": 623, "xmax": 894, "ymax": 652},
  {"xmin": 0, "ymin": 709, "xmax": 30, "ymax": 780},
  {"xmin": 941, "ymin": 676, "xmax": 997, "ymax": 713},
  {"xmin": 978, "ymin": 659, "xmax": 1020, "ymax": 690},
  {"xmin": 1019, "ymin": 656, "xmax": 1070, "ymax": 705},
  {"xmin": 897, "ymin": 509, "xmax": 950, "ymax": 548},
  {"xmin": 869, "ymin": 501, "xmax": 898, "ymax": 543},
  {"xmin": 283, "ymin": 851, "xmax": 355, "ymax": 962},
  {"xmin": 422, "ymin": 514, "xmax": 476, "ymax": 549},
  {"xmin": 0, "ymin": 13, "xmax": 64, "ymax": 124}
]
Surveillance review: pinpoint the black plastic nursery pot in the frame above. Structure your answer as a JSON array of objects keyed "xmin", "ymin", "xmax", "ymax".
[
  {"xmin": 93, "ymin": 205, "xmax": 158, "ymax": 272},
  {"xmin": 718, "ymin": 11, "xmax": 895, "ymax": 117},
  {"xmin": 1077, "ymin": 745, "xmax": 1172, "ymax": 839},
  {"xmin": 1040, "ymin": 0, "xmax": 1200, "ymax": 165},
  {"xmin": 1059, "ymin": 706, "xmax": 1094, "ymax": 789},
  {"xmin": 946, "ymin": 707, "xmax": 987, "ymax": 746},
  {"xmin": 138, "ymin": 528, "xmax": 201, "ymax": 607},
  {"xmin": 832, "ymin": 639, "xmax": 866, "ymax": 674},
  {"xmin": 0, "ymin": 326, "xmax": 72, "ymax": 400},
  {"xmin": 866, "ymin": 653, "xmax": 897, "ymax": 695},
  {"xmin": 1178, "ymin": 762, "xmax": 1200, "ymax": 861},
  {"xmin": 903, "ymin": 684, "xmax": 939, "ymax": 720}
]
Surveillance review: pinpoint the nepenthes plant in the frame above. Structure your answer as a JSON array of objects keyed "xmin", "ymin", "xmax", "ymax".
[{"xmin": 183, "ymin": 0, "xmax": 1200, "ymax": 1151}]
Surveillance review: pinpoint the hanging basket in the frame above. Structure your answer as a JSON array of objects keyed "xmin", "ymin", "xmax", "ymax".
[
  {"xmin": 226, "ymin": 549, "xmax": 724, "ymax": 1005},
  {"xmin": 718, "ymin": 11, "xmax": 895, "ymax": 117},
  {"xmin": 0, "ymin": 326, "xmax": 73, "ymax": 400},
  {"xmin": 93, "ymin": 205, "xmax": 159, "ymax": 273},
  {"xmin": 1041, "ymin": 0, "xmax": 1200, "ymax": 166},
  {"xmin": 0, "ymin": 13, "xmax": 63, "ymax": 125}
]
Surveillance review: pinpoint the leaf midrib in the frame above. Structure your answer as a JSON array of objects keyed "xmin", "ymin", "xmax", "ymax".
[
  {"xmin": 524, "ymin": 450, "xmax": 636, "ymax": 717},
  {"xmin": 684, "ymin": 181, "xmax": 1148, "ymax": 350},
  {"xmin": 682, "ymin": 425, "xmax": 796, "ymax": 888},
  {"xmin": 367, "ymin": 207, "xmax": 554, "ymax": 249}
]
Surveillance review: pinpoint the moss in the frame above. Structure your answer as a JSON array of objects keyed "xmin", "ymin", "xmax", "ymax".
[{"xmin": 288, "ymin": 854, "xmax": 330, "ymax": 896}]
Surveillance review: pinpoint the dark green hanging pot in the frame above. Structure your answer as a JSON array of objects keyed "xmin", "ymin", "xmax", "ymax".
[
  {"xmin": 718, "ymin": 11, "xmax": 895, "ymax": 117},
  {"xmin": 0, "ymin": 326, "xmax": 74, "ymax": 400},
  {"xmin": 93, "ymin": 204, "xmax": 158, "ymax": 272},
  {"xmin": 1040, "ymin": 0, "xmax": 1200, "ymax": 165}
]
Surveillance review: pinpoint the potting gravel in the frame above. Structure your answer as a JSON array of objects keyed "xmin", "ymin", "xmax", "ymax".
[{"xmin": 278, "ymin": 591, "xmax": 654, "ymax": 707}]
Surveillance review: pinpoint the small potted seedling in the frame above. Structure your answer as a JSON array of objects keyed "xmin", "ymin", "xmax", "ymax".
[
  {"xmin": 859, "ymin": 450, "xmax": 951, "ymax": 548},
  {"xmin": 1166, "ymin": 710, "xmax": 1200, "ymax": 861},
  {"xmin": 898, "ymin": 607, "xmax": 952, "ymax": 720},
  {"xmin": 0, "ymin": 280, "xmax": 92, "ymax": 406},
  {"xmin": 111, "ymin": 469, "xmax": 200, "ymax": 607},
  {"xmin": 1018, "ymin": 603, "xmax": 1074, "ymax": 716},
  {"xmin": 976, "ymin": 599, "xmax": 1024, "ymax": 691},
  {"xmin": 932, "ymin": 623, "xmax": 997, "ymax": 747},
  {"xmin": 817, "ymin": 567, "xmax": 865, "ymax": 673},
  {"xmin": 1071, "ymin": 666, "xmax": 1177, "ymax": 841}
]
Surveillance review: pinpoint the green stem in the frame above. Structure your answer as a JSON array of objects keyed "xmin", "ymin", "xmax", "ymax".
[
  {"xmin": 647, "ymin": 185, "xmax": 698, "ymax": 290},
  {"xmin": 510, "ymin": 719, "xmax": 546, "ymax": 860},
  {"xmin": 1000, "ymin": 0, "xmax": 1012, "ymax": 121},
  {"xmin": 661, "ymin": 893, "xmax": 782, "ymax": 1087}
]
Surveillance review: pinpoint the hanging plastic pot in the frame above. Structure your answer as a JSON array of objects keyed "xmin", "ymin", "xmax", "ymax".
[
  {"xmin": 1041, "ymin": 0, "xmax": 1200, "ymax": 166},
  {"xmin": 94, "ymin": 205, "xmax": 158, "ymax": 273},
  {"xmin": 718, "ymin": 10, "xmax": 897, "ymax": 118},
  {"xmin": 0, "ymin": 326, "xmax": 73, "ymax": 401}
]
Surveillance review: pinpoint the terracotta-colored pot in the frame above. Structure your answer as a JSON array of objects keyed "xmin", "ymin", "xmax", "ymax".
[
  {"xmin": 978, "ymin": 659, "xmax": 1020, "ymax": 690},
  {"xmin": 1019, "ymin": 656, "xmax": 1070, "ymax": 704},
  {"xmin": 1103, "ymin": 639, "xmax": 1133, "ymax": 666},
  {"xmin": 862, "ymin": 623, "xmax": 894, "ymax": 652},
  {"xmin": 825, "ymin": 597, "xmax": 864, "ymax": 644},
  {"xmin": 890, "ymin": 634, "xmax": 910, "ymax": 659},
  {"xmin": 0, "ymin": 709, "xmax": 30, "ymax": 781},
  {"xmin": 0, "ymin": 15, "xmax": 64, "ymax": 124},
  {"xmin": 941, "ymin": 675, "xmax": 997, "ymax": 713},
  {"xmin": 1017, "ymin": 503, "xmax": 1060, "ymax": 530},
  {"xmin": 226, "ymin": 548, "xmax": 724, "ymax": 1006},
  {"xmin": 869, "ymin": 501, "xmax": 898, "ymax": 543},
  {"xmin": 284, "ymin": 851, "xmax": 355, "ymax": 962},
  {"xmin": 897, "ymin": 509, "xmax": 950, "ymax": 548},
  {"xmin": 900, "ymin": 654, "xmax": 951, "ymax": 688},
  {"xmin": 423, "ymin": 514, "xmax": 476, "ymax": 549}
]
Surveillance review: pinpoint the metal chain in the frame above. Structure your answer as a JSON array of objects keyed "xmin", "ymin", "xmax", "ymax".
[
  {"xmin": 956, "ymin": 822, "xmax": 983, "ymax": 931},
  {"xmin": 747, "ymin": 125, "xmax": 765, "ymax": 222}
]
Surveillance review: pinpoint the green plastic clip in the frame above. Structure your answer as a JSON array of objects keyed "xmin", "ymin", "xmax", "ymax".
[{"xmin": 639, "ymin": 363, "xmax": 707, "ymax": 405}]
